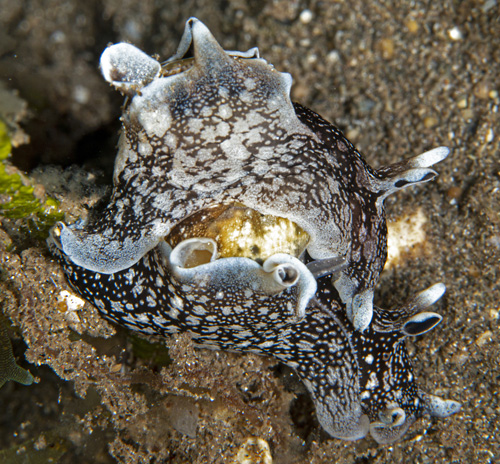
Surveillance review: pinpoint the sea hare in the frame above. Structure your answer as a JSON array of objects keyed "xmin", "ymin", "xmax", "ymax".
[{"xmin": 48, "ymin": 18, "xmax": 459, "ymax": 443}]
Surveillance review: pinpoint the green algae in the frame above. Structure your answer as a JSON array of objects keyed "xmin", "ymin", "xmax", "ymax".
[
  {"xmin": 130, "ymin": 333, "xmax": 172, "ymax": 367},
  {"xmin": 0, "ymin": 431, "xmax": 68, "ymax": 463},
  {"xmin": 0, "ymin": 121, "xmax": 64, "ymax": 240},
  {"xmin": 0, "ymin": 121, "xmax": 11, "ymax": 162},
  {"xmin": 0, "ymin": 314, "xmax": 34, "ymax": 388}
]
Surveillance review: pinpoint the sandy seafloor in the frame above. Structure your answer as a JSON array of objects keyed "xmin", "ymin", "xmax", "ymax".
[{"xmin": 0, "ymin": 0, "xmax": 498, "ymax": 463}]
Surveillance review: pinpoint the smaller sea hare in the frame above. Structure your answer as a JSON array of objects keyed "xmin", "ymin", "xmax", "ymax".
[{"xmin": 48, "ymin": 18, "xmax": 459, "ymax": 443}]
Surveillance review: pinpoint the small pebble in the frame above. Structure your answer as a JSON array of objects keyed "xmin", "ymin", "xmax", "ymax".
[
  {"xmin": 446, "ymin": 186, "xmax": 462, "ymax": 202},
  {"xmin": 448, "ymin": 27, "xmax": 463, "ymax": 41},
  {"xmin": 473, "ymin": 80, "xmax": 491, "ymax": 100},
  {"xmin": 481, "ymin": 0, "xmax": 497, "ymax": 12},
  {"xmin": 379, "ymin": 38, "xmax": 395, "ymax": 60},
  {"xmin": 475, "ymin": 331, "xmax": 493, "ymax": 347},
  {"xmin": 462, "ymin": 109, "xmax": 474, "ymax": 120},
  {"xmin": 326, "ymin": 50, "xmax": 340, "ymax": 64},
  {"xmin": 110, "ymin": 363, "xmax": 123, "ymax": 373},
  {"xmin": 424, "ymin": 116, "xmax": 438, "ymax": 129},
  {"xmin": 235, "ymin": 437, "xmax": 272, "ymax": 464},
  {"xmin": 346, "ymin": 128, "xmax": 360, "ymax": 141},
  {"xmin": 34, "ymin": 434, "xmax": 47, "ymax": 451},
  {"xmin": 406, "ymin": 19, "xmax": 419, "ymax": 33},
  {"xmin": 64, "ymin": 311, "xmax": 81, "ymax": 324},
  {"xmin": 451, "ymin": 351, "xmax": 469, "ymax": 365},
  {"xmin": 299, "ymin": 9, "xmax": 313, "ymax": 24},
  {"xmin": 73, "ymin": 85, "xmax": 91, "ymax": 105},
  {"xmin": 488, "ymin": 308, "xmax": 499, "ymax": 320}
]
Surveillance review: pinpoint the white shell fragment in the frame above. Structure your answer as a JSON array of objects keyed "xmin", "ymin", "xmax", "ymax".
[
  {"xmin": 422, "ymin": 393, "xmax": 462, "ymax": 418},
  {"xmin": 58, "ymin": 290, "xmax": 86, "ymax": 312}
]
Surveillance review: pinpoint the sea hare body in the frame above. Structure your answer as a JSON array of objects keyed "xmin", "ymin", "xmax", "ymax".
[{"xmin": 49, "ymin": 18, "xmax": 459, "ymax": 443}]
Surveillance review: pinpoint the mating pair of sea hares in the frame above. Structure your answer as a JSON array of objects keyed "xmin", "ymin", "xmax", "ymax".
[{"xmin": 48, "ymin": 18, "xmax": 460, "ymax": 443}]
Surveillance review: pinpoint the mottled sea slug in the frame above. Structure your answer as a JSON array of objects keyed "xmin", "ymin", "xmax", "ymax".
[{"xmin": 48, "ymin": 18, "xmax": 460, "ymax": 443}]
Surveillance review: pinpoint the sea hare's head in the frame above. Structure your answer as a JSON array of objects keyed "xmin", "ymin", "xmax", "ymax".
[{"xmin": 358, "ymin": 284, "xmax": 461, "ymax": 444}]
